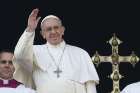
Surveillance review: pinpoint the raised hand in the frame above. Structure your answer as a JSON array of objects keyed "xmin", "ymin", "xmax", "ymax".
[{"xmin": 27, "ymin": 8, "xmax": 41, "ymax": 32}]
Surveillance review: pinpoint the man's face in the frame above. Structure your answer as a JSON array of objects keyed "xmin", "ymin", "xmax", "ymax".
[
  {"xmin": 41, "ymin": 18, "xmax": 65, "ymax": 45},
  {"xmin": 0, "ymin": 52, "xmax": 14, "ymax": 79}
]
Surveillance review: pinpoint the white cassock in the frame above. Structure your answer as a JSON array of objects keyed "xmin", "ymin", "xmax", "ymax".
[
  {"xmin": 121, "ymin": 82, "xmax": 140, "ymax": 93},
  {"xmin": 0, "ymin": 85, "xmax": 36, "ymax": 93},
  {"xmin": 13, "ymin": 30, "xmax": 99, "ymax": 93}
]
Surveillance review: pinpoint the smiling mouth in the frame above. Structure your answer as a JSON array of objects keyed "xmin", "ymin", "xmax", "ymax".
[
  {"xmin": 4, "ymin": 69, "xmax": 11, "ymax": 72},
  {"xmin": 50, "ymin": 36, "xmax": 58, "ymax": 40}
]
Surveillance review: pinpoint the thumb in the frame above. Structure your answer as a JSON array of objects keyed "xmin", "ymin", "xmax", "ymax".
[{"xmin": 37, "ymin": 17, "xmax": 41, "ymax": 24}]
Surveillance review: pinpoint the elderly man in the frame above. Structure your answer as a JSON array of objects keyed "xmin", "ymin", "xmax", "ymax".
[
  {"xmin": 0, "ymin": 50, "xmax": 36, "ymax": 93},
  {"xmin": 13, "ymin": 8, "xmax": 99, "ymax": 93}
]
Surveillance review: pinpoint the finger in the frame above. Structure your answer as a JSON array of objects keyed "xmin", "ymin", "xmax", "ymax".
[{"xmin": 30, "ymin": 8, "xmax": 39, "ymax": 17}]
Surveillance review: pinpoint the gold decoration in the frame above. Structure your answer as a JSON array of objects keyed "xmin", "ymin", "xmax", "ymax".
[{"xmin": 92, "ymin": 33, "xmax": 139, "ymax": 93}]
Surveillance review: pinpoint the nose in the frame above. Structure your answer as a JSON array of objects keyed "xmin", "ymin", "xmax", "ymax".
[
  {"xmin": 4, "ymin": 62, "xmax": 11, "ymax": 67},
  {"xmin": 50, "ymin": 28, "xmax": 57, "ymax": 33},
  {"xmin": 5, "ymin": 63, "xmax": 10, "ymax": 66}
]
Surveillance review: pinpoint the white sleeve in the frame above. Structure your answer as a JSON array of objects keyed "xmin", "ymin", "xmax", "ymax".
[
  {"xmin": 16, "ymin": 84, "xmax": 36, "ymax": 93},
  {"xmin": 13, "ymin": 30, "xmax": 36, "ymax": 88},
  {"xmin": 121, "ymin": 90, "xmax": 127, "ymax": 93},
  {"xmin": 13, "ymin": 29, "xmax": 35, "ymax": 73},
  {"xmin": 121, "ymin": 86, "xmax": 130, "ymax": 93},
  {"xmin": 0, "ymin": 88, "xmax": 16, "ymax": 93},
  {"xmin": 85, "ymin": 81, "xmax": 97, "ymax": 93}
]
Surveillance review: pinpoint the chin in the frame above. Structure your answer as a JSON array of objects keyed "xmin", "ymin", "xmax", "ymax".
[{"xmin": 50, "ymin": 41, "xmax": 60, "ymax": 45}]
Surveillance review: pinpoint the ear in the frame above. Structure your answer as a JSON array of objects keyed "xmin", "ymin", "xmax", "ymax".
[
  {"xmin": 62, "ymin": 26, "xmax": 65, "ymax": 35},
  {"xmin": 40, "ymin": 31, "xmax": 46, "ymax": 39}
]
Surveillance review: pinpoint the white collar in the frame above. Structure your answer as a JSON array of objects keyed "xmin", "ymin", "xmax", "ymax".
[
  {"xmin": 0, "ymin": 78, "xmax": 13, "ymax": 84},
  {"xmin": 46, "ymin": 41, "xmax": 66, "ymax": 49}
]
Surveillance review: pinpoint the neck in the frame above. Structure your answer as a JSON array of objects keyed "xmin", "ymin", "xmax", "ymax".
[
  {"xmin": 47, "ymin": 39, "xmax": 64, "ymax": 46},
  {"xmin": 0, "ymin": 77, "xmax": 13, "ymax": 80},
  {"xmin": 47, "ymin": 40, "xmax": 65, "ymax": 47}
]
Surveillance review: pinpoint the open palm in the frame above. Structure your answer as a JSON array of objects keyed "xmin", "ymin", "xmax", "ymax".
[{"xmin": 27, "ymin": 8, "xmax": 41, "ymax": 31}]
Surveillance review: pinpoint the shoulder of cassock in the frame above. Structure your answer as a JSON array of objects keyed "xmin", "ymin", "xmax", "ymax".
[{"xmin": 121, "ymin": 82, "xmax": 140, "ymax": 93}]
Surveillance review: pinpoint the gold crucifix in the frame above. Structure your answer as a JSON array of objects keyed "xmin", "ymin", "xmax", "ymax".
[{"xmin": 92, "ymin": 33, "xmax": 139, "ymax": 93}]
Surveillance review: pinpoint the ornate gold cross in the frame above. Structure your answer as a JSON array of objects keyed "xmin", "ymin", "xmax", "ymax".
[{"xmin": 92, "ymin": 33, "xmax": 139, "ymax": 93}]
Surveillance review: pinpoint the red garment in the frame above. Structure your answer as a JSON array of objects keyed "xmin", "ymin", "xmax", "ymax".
[{"xmin": 0, "ymin": 79, "xmax": 21, "ymax": 88}]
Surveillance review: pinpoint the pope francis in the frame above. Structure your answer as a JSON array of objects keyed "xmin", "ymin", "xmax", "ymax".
[{"xmin": 13, "ymin": 8, "xmax": 99, "ymax": 93}]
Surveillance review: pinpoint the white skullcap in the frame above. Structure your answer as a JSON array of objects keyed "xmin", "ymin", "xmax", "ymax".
[{"xmin": 41, "ymin": 15, "xmax": 61, "ymax": 26}]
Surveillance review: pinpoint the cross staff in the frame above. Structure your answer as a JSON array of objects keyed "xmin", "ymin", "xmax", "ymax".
[{"xmin": 92, "ymin": 33, "xmax": 139, "ymax": 93}]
